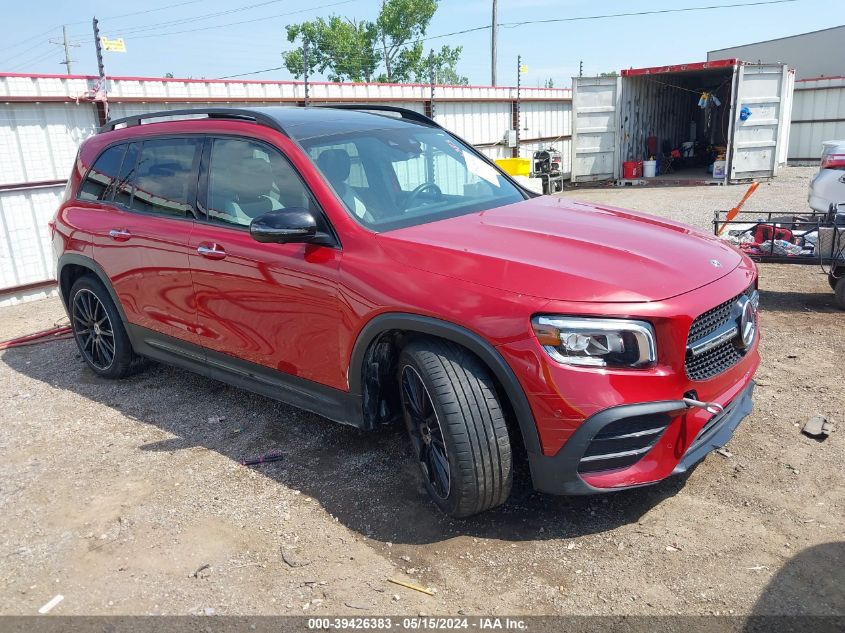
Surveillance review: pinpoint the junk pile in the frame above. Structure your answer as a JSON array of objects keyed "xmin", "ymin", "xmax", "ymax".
[{"xmin": 717, "ymin": 185, "xmax": 845, "ymax": 261}]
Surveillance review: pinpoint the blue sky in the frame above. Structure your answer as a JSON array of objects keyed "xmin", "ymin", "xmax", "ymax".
[{"xmin": 0, "ymin": 0, "xmax": 838, "ymax": 86}]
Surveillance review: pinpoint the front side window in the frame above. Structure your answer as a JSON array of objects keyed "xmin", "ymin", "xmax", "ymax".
[
  {"xmin": 206, "ymin": 137, "xmax": 317, "ymax": 228},
  {"xmin": 301, "ymin": 125, "xmax": 526, "ymax": 231},
  {"xmin": 130, "ymin": 138, "xmax": 202, "ymax": 217},
  {"xmin": 78, "ymin": 144, "xmax": 125, "ymax": 201}
]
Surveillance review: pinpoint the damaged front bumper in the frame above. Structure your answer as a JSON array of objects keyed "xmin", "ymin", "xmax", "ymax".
[{"xmin": 527, "ymin": 380, "xmax": 755, "ymax": 496}]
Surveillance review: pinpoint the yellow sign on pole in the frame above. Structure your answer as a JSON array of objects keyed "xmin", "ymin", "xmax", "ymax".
[
  {"xmin": 100, "ymin": 37, "xmax": 126, "ymax": 53},
  {"xmin": 519, "ymin": 63, "xmax": 528, "ymax": 74}
]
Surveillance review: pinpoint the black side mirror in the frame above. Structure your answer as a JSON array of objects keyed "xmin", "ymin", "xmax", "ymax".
[{"xmin": 250, "ymin": 208, "xmax": 328, "ymax": 245}]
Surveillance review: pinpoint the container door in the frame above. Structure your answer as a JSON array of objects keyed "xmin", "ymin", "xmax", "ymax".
[
  {"xmin": 728, "ymin": 64, "xmax": 789, "ymax": 182},
  {"xmin": 571, "ymin": 76, "xmax": 621, "ymax": 182}
]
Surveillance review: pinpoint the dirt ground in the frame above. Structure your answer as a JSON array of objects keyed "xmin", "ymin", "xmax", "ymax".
[{"xmin": 0, "ymin": 167, "xmax": 842, "ymax": 617}]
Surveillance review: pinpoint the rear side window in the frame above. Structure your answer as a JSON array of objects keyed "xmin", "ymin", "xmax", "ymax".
[
  {"xmin": 78, "ymin": 145, "xmax": 126, "ymax": 201},
  {"xmin": 131, "ymin": 138, "xmax": 202, "ymax": 217}
]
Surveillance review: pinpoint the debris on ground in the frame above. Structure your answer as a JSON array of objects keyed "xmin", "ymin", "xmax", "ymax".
[
  {"xmin": 38, "ymin": 595, "xmax": 64, "ymax": 614},
  {"xmin": 716, "ymin": 448, "xmax": 733, "ymax": 458},
  {"xmin": 802, "ymin": 415, "xmax": 834, "ymax": 440},
  {"xmin": 241, "ymin": 451, "xmax": 284, "ymax": 466},
  {"xmin": 281, "ymin": 548, "xmax": 312, "ymax": 568},
  {"xmin": 191, "ymin": 563, "xmax": 211, "ymax": 578},
  {"xmin": 388, "ymin": 577, "xmax": 435, "ymax": 596},
  {"xmin": 344, "ymin": 601, "xmax": 373, "ymax": 610}
]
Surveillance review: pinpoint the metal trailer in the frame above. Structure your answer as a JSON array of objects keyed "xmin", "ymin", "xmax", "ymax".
[
  {"xmin": 571, "ymin": 59, "xmax": 795, "ymax": 185},
  {"xmin": 713, "ymin": 205, "xmax": 845, "ymax": 309}
]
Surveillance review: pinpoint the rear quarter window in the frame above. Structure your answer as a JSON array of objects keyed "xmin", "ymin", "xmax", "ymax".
[{"xmin": 78, "ymin": 145, "xmax": 126, "ymax": 201}]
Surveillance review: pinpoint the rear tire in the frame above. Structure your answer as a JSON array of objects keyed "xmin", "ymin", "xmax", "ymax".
[
  {"xmin": 69, "ymin": 275, "xmax": 139, "ymax": 379},
  {"xmin": 398, "ymin": 339, "xmax": 512, "ymax": 518},
  {"xmin": 829, "ymin": 269, "xmax": 842, "ymax": 291}
]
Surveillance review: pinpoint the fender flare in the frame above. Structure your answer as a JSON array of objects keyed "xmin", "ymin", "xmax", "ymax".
[
  {"xmin": 57, "ymin": 253, "xmax": 129, "ymax": 324},
  {"xmin": 348, "ymin": 313, "xmax": 542, "ymax": 456}
]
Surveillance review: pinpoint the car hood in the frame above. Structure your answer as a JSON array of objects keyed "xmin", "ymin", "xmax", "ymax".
[{"xmin": 376, "ymin": 196, "xmax": 744, "ymax": 303}]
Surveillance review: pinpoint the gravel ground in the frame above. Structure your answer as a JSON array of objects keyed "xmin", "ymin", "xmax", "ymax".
[
  {"xmin": 0, "ymin": 166, "xmax": 842, "ymax": 617},
  {"xmin": 558, "ymin": 166, "xmax": 817, "ymax": 231}
]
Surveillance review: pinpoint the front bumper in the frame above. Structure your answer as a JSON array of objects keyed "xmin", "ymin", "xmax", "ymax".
[{"xmin": 528, "ymin": 380, "xmax": 755, "ymax": 495}]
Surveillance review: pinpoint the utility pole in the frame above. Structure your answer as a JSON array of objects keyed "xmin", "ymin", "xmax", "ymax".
[
  {"xmin": 51, "ymin": 25, "xmax": 79, "ymax": 75},
  {"xmin": 93, "ymin": 17, "xmax": 105, "ymax": 81},
  {"xmin": 491, "ymin": 0, "xmax": 497, "ymax": 86},
  {"xmin": 515, "ymin": 55, "xmax": 521, "ymax": 157},
  {"xmin": 579, "ymin": 60, "xmax": 583, "ymax": 77},
  {"xmin": 62, "ymin": 26, "xmax": 73, "ymax": 75},
  {"xmin": 429, "ymin": 53, "xmax": 436, "ymax": 119},
  {"xmin": 303, "ymin": 39, "xmax": 310, "ymax": 107}
]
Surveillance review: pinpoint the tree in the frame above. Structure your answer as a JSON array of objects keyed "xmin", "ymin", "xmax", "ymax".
[
  {"xmin": 284, "ymin": 17, "xmax": 379, "ymax": 82},
  {"xmin": 283, "ymin": 0, "xmax": 467, "ymax": 85}
]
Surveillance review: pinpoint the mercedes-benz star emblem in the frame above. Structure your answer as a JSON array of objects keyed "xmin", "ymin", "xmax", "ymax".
[{"xmin": 736, "ymin": 295, "xmax": 757, "ymax": 349}]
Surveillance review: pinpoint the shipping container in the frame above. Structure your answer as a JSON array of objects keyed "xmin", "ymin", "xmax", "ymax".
[{"xmin": 571, "ymin": 60, "xmax": 794, "ymax": 184}]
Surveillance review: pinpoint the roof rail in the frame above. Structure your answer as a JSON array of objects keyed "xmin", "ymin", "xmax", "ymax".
[
  {"xmin": 99, "ymin": 107, "xmax": 287, "ymax": 135},
  {"xmin": 313, "ymin": 103, "xmax": 440, "ymax": 128}
]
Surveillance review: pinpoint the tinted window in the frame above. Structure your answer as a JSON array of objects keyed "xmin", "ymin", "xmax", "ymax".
[
  {"xmin": 301, "ymin": 127, "xmax": 525, "ymax": 231},
  {"xmin": 206, "ymin": 138, "xmax": 316, "ymax": 228},
  {"xmin": 131, "ymin": 138, "xmax": 202, "ymax": 217},
  {"xmin": 112, "ymin": 142, "xmax": 140, "ymax": 208},
  {"xmin": 78, "ymin": 145, "xmax": 125, "ymax": 201}
]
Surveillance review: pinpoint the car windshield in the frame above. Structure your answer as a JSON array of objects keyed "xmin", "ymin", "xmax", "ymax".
[{"xmin": 300, "ymin": 125, "xmax": 526, "ymax": 231}]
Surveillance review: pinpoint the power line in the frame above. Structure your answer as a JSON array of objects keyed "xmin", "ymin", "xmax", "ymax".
[
  {"xmin": 1, "ymin": 37, "xmax": 56, "ymax": 65},
  {"xmin": 105, "ymin": 0, "xmax": 297, "ymax": 37},
  {"xmin": 8, "ymin": 48, "xmax": 60, "ymax": 73},
  {"xmin": 102, "ymin": 0, "xmax": 359, "ymax": 41},
  {"xmin": 0, "ymin": 26, "xmax": 60, "ymax": 55},
  {"xmin": 3, "ymin": 1, "xmax": 207, "ymax": 50},
  {"xmin": 91, "ymin": 0, "xmax": 206, "ymax": 23},
  {"xmin": 218, "ymin": 65, "xmax": 287, "ymax": 79},
  {"xmin": 498, "ymin": 0, "xmax": 801, "ymax": 28}
]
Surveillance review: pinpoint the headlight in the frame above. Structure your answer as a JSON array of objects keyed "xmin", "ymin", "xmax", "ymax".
[{"xmin": 531, "ymin": 316, "xmax": 657, "ymax": 368}]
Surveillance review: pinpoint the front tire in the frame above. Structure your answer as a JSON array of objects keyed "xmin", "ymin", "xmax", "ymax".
[
  {"xmin": 69, "ymin": 275, "xmax": 138, "ymax": 379},
  {"xmin": 398, "ymin": 339, "xmax": 512, "ymax": 518}
]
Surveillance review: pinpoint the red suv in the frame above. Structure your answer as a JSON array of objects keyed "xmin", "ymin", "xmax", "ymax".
[{"xmin": 51, "ymin": 106, "xmax": 759, "ymax": 517}]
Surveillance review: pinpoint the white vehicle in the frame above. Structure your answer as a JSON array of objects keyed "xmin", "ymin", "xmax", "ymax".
[{"xmin": 809, "ymin": 140, "xmax": 845, "ymax": 213}]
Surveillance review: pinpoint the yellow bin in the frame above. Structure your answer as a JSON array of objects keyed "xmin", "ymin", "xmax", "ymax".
[{"xmin": 495, "ymin": 157, "xmax": 531, "ymax": 177}]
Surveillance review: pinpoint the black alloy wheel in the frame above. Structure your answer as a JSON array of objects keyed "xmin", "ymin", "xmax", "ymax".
[
  {"xmin": 72, "ymin": 288, "xmax": 116, "ymax": 371},
  {"xmin": 401, "ymin": 364, "xmax": 451, "ymax": 499}
]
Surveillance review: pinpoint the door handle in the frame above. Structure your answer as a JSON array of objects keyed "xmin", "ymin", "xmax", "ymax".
[
  {"xmin": 197, "ymin": 243, "xmax": 227, "ymax": 260},
  {"xmin": 108, "ymin": 228, "xmax": 131, "ymax": 241}
]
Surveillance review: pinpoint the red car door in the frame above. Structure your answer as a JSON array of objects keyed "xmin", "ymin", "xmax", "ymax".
[
  {"xmin": 187, "ymin": 136, "xmax": 344, "ymax": 389},
  {"xmin": 91, "ymin": 137, "xmax": 203, "ymax": 344}
]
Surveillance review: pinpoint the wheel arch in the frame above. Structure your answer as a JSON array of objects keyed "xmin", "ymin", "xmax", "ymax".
[
  {"xmin": 349, "ymin": 313, "xmax": 542, "ymax": 456},
  {"xmin": 57, "ymin": 254, "xmax": 129, "ymax": 324}
]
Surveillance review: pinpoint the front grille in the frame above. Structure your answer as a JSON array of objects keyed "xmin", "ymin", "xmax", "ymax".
[
  {"xmin": 685, "ymin": 286, "xmax": 755, "ymax": 381},
  {"xmin": 578, "ymin": 413, "xmax": 671, "ymax": 474}
]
